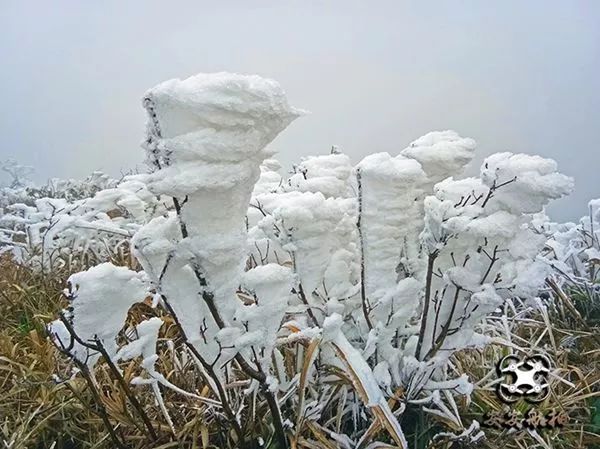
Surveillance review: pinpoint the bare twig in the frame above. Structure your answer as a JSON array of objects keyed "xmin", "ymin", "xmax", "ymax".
[
  {"xmin": 52, "ymin": 318, "xmax": 127, "ymax": 449},
  {"xmin": 415, "ymin": 251, "xmax": 439, "ymax": 360},
  {"xmin": 57, "ymin": 314, "xmax": 159, "ymax": 441},
  {"xmin": 356, "ymin": 169, "xmax": 374, "ymax": 330}
]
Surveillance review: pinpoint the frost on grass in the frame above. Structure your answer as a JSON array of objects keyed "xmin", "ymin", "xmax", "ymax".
[
  {"xmin": 13, "ymin": 72, "xmax": 579, "ymax": 447},
  {"xmin": 544, "ymin": 197, "xmax": 600, "ymax": 311}
]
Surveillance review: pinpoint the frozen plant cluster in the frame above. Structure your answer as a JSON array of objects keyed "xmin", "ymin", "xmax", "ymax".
[
  {"xmin": 0, "ymin": 168, "xmax": 164, "ymax": 270},
  {"xmin": 542, "ymin": 198, "xmax": 600, "ymax": 324},
  {"xmin": 44, "ymin": 72, "xmax": 575, "ymax": 448},
  {"xmin": 545, "ymin": 198, "xmax": 600, "ymax": 283}
]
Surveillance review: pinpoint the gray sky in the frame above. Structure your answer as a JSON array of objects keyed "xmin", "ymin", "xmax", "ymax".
[{"xmin": 1, "ymin": 1, "xmax": 598, "ymax": 221}]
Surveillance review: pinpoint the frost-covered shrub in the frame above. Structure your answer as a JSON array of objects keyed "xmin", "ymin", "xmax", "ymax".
[
  {"xmin": 545, "ymin": 198, "xmax": 600, "ymax": 281},
  {"xmin": 0, "ymin": 170, "xmax": 162, "ymax": 269},
  {"xmin": 0, "ymin": 159, "xmax": 34, "ymax": 189},
  {"xmin": 544, "ymin": 198, "xmax": 600, "ymax": 323},
  {"xmin": 48, "ymin": 72, "xmax": 574, "ymax": 448},
  {"xmin": 50, "ymin": 262, "xmax": 149, "ymax": 367}
]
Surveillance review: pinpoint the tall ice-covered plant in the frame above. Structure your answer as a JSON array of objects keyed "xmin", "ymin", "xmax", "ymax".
[{"xmin": 49, "ymin": 72, "xmax": 575, "ymax": 448}]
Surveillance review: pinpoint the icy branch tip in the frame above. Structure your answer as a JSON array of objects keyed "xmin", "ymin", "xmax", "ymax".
[{"xmin": 142, "ymin": 72, "xmax": 304, "ymax": 140}]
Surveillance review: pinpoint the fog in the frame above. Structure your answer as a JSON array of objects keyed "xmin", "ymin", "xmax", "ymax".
[{"xmin": 1, "ymin": 1, "xmax": 599, "ymax": 220}]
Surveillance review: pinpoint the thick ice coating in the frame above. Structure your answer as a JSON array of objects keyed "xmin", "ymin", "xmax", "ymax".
[
  {"xmin": 401, "ymin": 130, "xmax": 476, "ymax": 183},
  {"xmin": 49, "ymin": 263, "xmax": 149, "ymax": 367},
  {"xmin": 142, "ymin": 72, "xmax": 303, "ymax": 193},
  {"xmin": 134, "ymin": 72, "xmax": 301, "ymax": 360},
  {"xmin": 33, "ymin": 70, "xmax": 579, "ymax": 446}
]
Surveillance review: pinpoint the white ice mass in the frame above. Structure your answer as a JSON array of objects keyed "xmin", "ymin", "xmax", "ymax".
[{"xmin": 0, "ymin": 72, "xmax": 580, "ymax": 448}]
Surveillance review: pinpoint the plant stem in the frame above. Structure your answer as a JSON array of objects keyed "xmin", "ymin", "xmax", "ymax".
[
  {"xmin": 356, "ymin": 169, "xmax": 373, "ymax": 330},
  {"xmin": 415, "ymin": 252, "xmax": 438, "ymax": 360}
]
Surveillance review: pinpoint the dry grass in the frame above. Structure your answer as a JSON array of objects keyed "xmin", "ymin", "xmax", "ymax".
[
  {"xmin": 1, "ymin": 254, "xmax": 599, "ymax": 448},
  {"xmin": 0, "ymin": 254, "xmax": 272, "ymax": 448},
  {"xmin": 0, "ymin": 254, "xmax": 107, "ymax": 448},
  {"xmin": 452, "ymin": 303, "xmax": 600, "ymax": 449}
]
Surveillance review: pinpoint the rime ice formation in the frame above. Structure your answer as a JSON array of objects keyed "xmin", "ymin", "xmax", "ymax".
[
  {"xmin": 287, "ymin": 153, "xmax": 355, "ymax": 198},
  {"xmin": 356, "ymin": 131, "xmax": 476, "ymax": 310},
  {"xmin": 400, "ymin": 130, "xmax": 477, "ymax": 184},
  {"xmin": 0, "ymin": 172, "xmax": 161, "ymax": 268},
  {"xmin": 357, "ymin": 153, "xmax": 427, "ymax": 298},
  {"xmin": 480, "ymin": 152, "xmax": 575, "ymax": 214},
  {"xmin": 248, "ymin": 153, "xmax": 359, "ymax": 323},
  {"xmin": 415, "ymin": 152, "xmax": 574, "ymax": 363},
  {"xmin": 236, "ymin": 263, "xmax": 293, "ymax": 368},
  {"xmin": 50, "ymin": 263, "xmax": 148, "ymax": 367},
  {"xmin": 133, "ymin": 73, "xmax": 301, "ymax": 360},
  {"xmin": 545, "ymin": 197, "xmax": 600, "ymax": 283},
  {"xmin": 31, "ymin": 72, "xmax": 580, "ymax": 446}
]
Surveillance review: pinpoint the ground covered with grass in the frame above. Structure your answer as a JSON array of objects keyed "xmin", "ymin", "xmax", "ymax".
[{"xmin": 1, "ymin": 253, "xmax": 598, "ymax": 449}]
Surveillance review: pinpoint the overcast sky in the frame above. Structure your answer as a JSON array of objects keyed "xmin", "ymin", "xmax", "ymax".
[{"xmin": 1, "ymin": 1, "xmax": 598, "ymax": 220}]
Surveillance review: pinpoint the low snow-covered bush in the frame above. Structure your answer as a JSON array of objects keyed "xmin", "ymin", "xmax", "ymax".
[
  {"xmin": 33, "ymin": 72, "xmax": 579, "ymax": 448},
  {"xmin": 0, "ymin": 168, "xmax": 163, "ymax": 270},
  {"xmin": 544, "ymin": 198, "xmax": 600, "ymax": 326}
]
